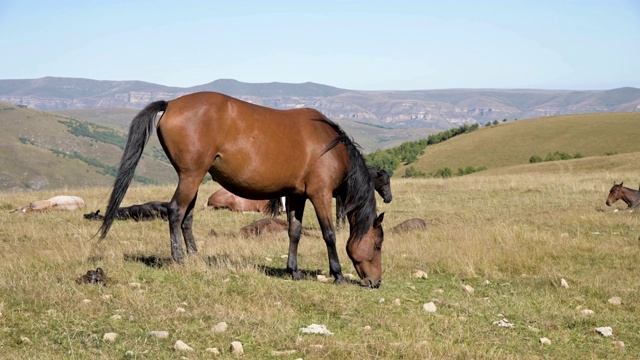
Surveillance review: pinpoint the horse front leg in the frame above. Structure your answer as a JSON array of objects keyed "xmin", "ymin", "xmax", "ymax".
[
  {"xmin": 286, "ymin": 195, "xmax": 306, "ymax": 280},
  {"xmin": 310, "ymin": 193, "xmax": 345, "ymax": 284}
]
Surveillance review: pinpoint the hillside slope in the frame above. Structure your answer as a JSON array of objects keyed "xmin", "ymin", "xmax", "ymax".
[
  {"xmin": 0, "ymin": 103, "xmax": 175, "ymax": 191},
  {"xmin": 398, "ymin": 112, "xmax": 640, "ymax": 176}
]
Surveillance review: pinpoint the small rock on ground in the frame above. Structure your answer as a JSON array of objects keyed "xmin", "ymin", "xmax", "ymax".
[
  {"xmin": 103, "ymin": 333, "xmax": 118, "ymax": 342},
  {"xmin": 212, "ymin": 322, "xmax": 228, "ymax": 333},
  {"xmin": 540, "ymin": 337, "xmax": 551, "ymax": 345},
  {"xmin": 148, "ymin": 331, "xmax": 169, "ymax": 338},
  {"xmin": 174, "ymin": 340, "xmax": 193, "ymax": 351},
  {"xmin": 423, "ymin": 302, "xmax": 437, "ymax": 313},
  {"xmin": 230, "ymin": 341, "xmax": 244, "ymax": 355},
  {"xmin": 608, "ymin": 297, "xmax": 623, "ymax": 305}
]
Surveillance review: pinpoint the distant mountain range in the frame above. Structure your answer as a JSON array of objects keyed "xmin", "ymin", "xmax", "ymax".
[{"xmin": 1, "ymin": 77, "xmax": 639, "ymax": 129}]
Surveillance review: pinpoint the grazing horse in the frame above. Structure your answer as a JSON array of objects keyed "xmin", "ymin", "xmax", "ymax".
[
  {"xmin": 606, "ymin": 182, "xmax": 640, "ymax": 208},
  {"xmin": 84, "ymin": 201, "xmax": 169, "ymax": 221},
  {"xmin": 336, "ymin": 165, "xmax": 392, "ymax": 228},
  {"xmin": 205, "ymin": 188, "xmax": 282, "ymax": 214},
  {"xmin": 100, "ymin": 92, "xmax": 385, "ymax": 287},
  {"xmin": 16, "ymin": 195, "xmax": 85, "ymax": 212}
]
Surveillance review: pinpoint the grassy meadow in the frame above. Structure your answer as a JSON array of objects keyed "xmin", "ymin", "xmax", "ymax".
[{"xmin": 1, "ymin": 161, "xmax": 640, "ymax": 359}]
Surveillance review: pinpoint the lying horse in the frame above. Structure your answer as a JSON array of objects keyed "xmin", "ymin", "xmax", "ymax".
[
  {"xmin": 388, "ymin": 218, "xmax": 427, "ymax": 233},
  {"xmin": 85, "ymin": 201, "xmax": 169, "ymax": 221},
  {"xmin": 101, "ymin": 91, "xmax": 384, "ymax": 287},
  {"xmin": 205, "ymin": 188, "xmax": 283, "ymax": 214},
  {"xmin": 240, "ymin": 218, "xmax": 289, "ymax": 236},
  {"xmin": 240, "ymin": 218, "xmax": 313, "ymax": 236},
  {"xmin": 606, "ymin": 182, "xmax": 640, "ymax": 208},
  {"xmin": 16, "ymin": 195, "xmax": 85, "ymax": 212},
  {"xmin": 336, "ymin": 165, "xmax": 392, "ymax": 228}
]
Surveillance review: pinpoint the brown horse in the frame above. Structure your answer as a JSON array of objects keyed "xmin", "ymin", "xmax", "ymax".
[
  {"xmin": 205, "ymin": 188, "xmax": 281, "ymax": 214},
  {"xmin": 336, "ymin": 165, "xmax": 392, "ymax": 228},
  {"xmin": 100, "ymin": 92, "xmax": 385, "ymax": 287},
  {"xmin": 606, "ymin": 182, "xmax": 640, "ymax": 208}
]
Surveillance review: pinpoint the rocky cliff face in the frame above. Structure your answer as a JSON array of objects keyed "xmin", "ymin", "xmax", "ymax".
[{"xmin": 1, "ymin": 78, "xmax": 638, "ymax": 129}]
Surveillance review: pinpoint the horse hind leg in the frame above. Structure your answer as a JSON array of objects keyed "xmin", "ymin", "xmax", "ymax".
[
  {"xmin": 181, "ymin": 191, "xmax": 198, "ymax": 254},
  {"xmin": 168, "ymin": 174, "xmax": 203, "ymax": 262},
  {"xmin": 286, "ymin": 195, "xmax": 306, "ymax": 280}
]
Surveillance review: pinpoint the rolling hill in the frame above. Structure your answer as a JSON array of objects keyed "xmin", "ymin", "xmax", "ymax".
[{"xmin": 397, "ymin": 112, "xmax": 640, "ymax": 177}]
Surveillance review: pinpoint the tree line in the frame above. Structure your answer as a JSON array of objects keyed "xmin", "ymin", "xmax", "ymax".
[{"xmin": 364, "ymin": 123, "xmax": 480, "ymax": 176}]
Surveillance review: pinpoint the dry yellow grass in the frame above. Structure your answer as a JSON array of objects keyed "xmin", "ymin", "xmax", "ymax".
[{"xmin": 1, "ymin": 169, "xmax": 639, "ymax": 359}]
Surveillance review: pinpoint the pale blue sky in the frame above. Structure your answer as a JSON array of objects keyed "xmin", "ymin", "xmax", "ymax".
[{"xmin": 1, "ymin": 0, "xmax": 638, "ymax": 90}]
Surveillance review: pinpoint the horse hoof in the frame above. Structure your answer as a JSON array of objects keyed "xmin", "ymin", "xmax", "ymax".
[
  {"xmin": 291, "ymin": 271, "xmax": 303, "ymax": 281},
  {"xmin": 334, "ymin": 277, "xmax": 347, "ymax": 285}
]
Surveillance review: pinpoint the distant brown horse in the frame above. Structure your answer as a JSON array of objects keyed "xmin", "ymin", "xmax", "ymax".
[
  {"xmin": 240, "ymin": 218, "xmax": 289, "ymax": 236},
  {"xmin": 205, "ymin": 188, "xmax": 282, "ymax": 214},
  {"xmin": 606, "ymin": 182, "xmax": 640, "ymax": 208},
  {"xmin": 100, "ymin": 92, "xmax": 384, "ymax": 287},
  {"xmin": 388, "ymin": 218, "xmax": 427, "ymax": 233}
]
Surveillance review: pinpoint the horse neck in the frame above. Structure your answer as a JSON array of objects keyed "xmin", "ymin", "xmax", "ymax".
[{"xmin": 621, "ymin": 187, "xmax": 640, "ymax": 206}]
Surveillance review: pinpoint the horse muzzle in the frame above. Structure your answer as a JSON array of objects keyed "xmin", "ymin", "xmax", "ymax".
[{"xmin": 360, "ymin": 277, "xmax": 381, "ymax": 289}]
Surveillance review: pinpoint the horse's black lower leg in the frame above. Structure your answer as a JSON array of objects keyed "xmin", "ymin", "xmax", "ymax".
[
  {"xmin": 182, "ymin": 193, "xmax": 198, "ymax": 254},
  {"xmin": 312, "ymin": 194, "xmax": 345, "ymax": 283},
  {"xmin": 286, "ymin": 196, "xmax": 305, "ymax": 280},
  {"xmin": 319, "ymin": 223, "xmax": 344, "ymax": 283},
  {"xmin": 167, "ymin": 200, "xmax": 185, "ymax": 263}
]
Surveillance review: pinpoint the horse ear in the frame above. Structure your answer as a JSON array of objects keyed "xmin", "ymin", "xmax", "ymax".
[
  {"xmin": 621, "ymin": 182, "xmax": 624, "ymax": 186},
  {"xmin": 374, "ymin": 212, "xmax": 385, "ymax": 228}
]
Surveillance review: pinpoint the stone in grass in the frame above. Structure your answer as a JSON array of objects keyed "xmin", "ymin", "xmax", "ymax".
[
  {"xmin": 148, "ymin": 330, "xmax": 169, "ymax": 339},
  {"xmin": 212, "ymin": 322, "xmax": 228, "ymax": 333},
  {"xmin": 595, "ymin": 327, "xmax": 613, "ymax": 337},
  {"xmin": 539, "ymin": 337, "xmax": 552, "ymax": 345},
  {"xmin": 461, "ymin": 284, "xmax": 475, "ymax": 294},
  {"xmin": 413, "ymin": 270, "xmax": 428, "ymax": 279},
  {"xmin": 230, "ymin": 341, "xmax": 244, "ymax": 355},
  {"xmin": 560, "ymin": 278, "xmax": 569, "ymax": 289},
  {"xmin": 581, "ymin": 309, "xmax": 595, "ymax": 316},
  {"xmin": 608, "ymin": 297, "xmax": 623, "ymax": 306},
  {"xmin": 493, "ymin": 319, "xmax": 515, "ymax": 328},
  {"xmin": 103, "ymin": 333, "xmax": 118, "ymax": 342},
  {"xmin": 174, "ymin": 340, "xmax": 194, "ymax": 351},
  {"xmin": 206, "ymin": 347, "xmax": 221, "ymax": 355},
  {"xmin": 271, "ymin": 349, "xmax": 298, "ymax": 356},
  {"xmin": 423, "ymin": 302, "xmax": 437, "ymax": 313},
  {"xmin": 300, "ymin": 324, "xmax": 334, "ymax": 335}
]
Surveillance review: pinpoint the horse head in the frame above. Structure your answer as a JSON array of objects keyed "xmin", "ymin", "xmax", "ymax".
[
  {"xmin": 606, "ymin": 182, "xmax": 624, "ymax": 206},
  {"xmin": 369, "ymin": 167, "xmax": 392, "ymax": 204},
  {"xmin": 346, "ymin": 212, "xmax": 384, "ymax": 288}
]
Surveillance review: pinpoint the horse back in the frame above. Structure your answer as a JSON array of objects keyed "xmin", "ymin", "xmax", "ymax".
[{"xmin": 161, "ymin": 92, "xmax": 348, "ymax": 198}]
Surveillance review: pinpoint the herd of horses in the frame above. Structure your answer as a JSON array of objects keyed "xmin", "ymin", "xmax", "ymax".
[{"xmin": 13, "ymin": 91, "xmax": 634, "ymax": 289}]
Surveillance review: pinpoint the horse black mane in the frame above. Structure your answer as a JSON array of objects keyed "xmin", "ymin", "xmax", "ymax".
[{"xmin": 316, "ymin": 118, "xmax": 377, "ymax": 241}]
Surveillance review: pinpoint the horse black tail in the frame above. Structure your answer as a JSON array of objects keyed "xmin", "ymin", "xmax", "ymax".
[{"xmin": 99, "ymin": 100, "xmax": 168, "ymax": 239}]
